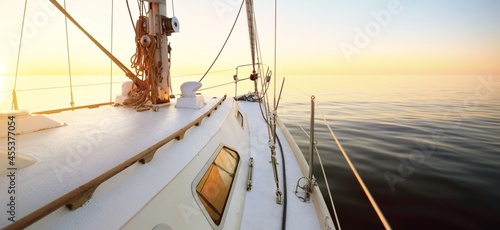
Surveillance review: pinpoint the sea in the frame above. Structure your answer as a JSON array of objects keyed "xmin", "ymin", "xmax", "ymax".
[{"xmin": 1, "ymin": 74, "xmax": 500, "ymax": 229}]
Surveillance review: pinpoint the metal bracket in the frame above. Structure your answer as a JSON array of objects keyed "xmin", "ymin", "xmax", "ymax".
[
  {"xmin": 247, "ymin": 157, "xmax": 254, "ymax": 191},
  {"xmin": 294, "ymin": 176, "xmax": 317, "ymax": 202}
]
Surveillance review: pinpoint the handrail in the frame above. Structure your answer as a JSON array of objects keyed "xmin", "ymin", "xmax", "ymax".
[{"xmin": 4, "ymin": 95, "xmax": 227, "ymax": 229}]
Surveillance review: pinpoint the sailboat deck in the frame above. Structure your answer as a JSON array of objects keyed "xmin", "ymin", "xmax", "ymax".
[
  {"xmin": 1, "ymin": 96, "xmax": 333, "ymax": 229},
  {"xmin": 0, "ymin": 96, "xmax": 230, "ymax": 229}
]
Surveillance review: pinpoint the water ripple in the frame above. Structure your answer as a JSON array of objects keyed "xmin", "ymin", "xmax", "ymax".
[{"xmin": 280, "ymin": 78, "xmax": 500, "ymax": 229}]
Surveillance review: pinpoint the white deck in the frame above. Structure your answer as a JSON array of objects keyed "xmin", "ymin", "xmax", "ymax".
[
  {"xmin": 238, "ymin": 102, "xmax": 323, "ymax": 230},
  {"xmin": 0, "ymin": 96, "xmax": 230, "ymax": 229},
  {"xmin": 0, "ymin": 97, "xmax": 333, "ymax": 229}
]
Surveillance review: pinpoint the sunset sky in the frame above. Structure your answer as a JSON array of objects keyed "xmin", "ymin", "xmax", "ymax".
[{"xmin": 0, "ymin": 0, "xmax": 499, "ymax": 77}]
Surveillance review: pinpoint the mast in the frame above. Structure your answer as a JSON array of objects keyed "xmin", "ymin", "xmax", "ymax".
[
  {"xmin": 245, "ymin": 0, "xmax": 259, "ymax": 86},
  {"xmin": 245, "ymin": 0, "xmax": 257, "ymax": 74},
  {"xmin": 48, "ymin": 0, "xmax": 179, "ymax": 107},
  {"xmin": 144, "ymin": 0, "xmax": 179, "ymax": 104}
]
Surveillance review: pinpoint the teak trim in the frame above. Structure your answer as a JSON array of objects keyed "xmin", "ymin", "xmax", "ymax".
[
  {"xmin": 33, "ymin": 102, "xmax": 114, "ymax": 115},
  {"xmin": 5, "ymin": 95, "xmax": 227, "ymax": 229}
]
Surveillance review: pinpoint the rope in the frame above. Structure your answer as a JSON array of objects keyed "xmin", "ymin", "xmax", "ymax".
[
  {"xmin": 198, "ymin": 0, "xmax": 245, "ymax": 83},
  {"xmin": 63, "ymin": 0, "xmax": 74, "ymax": 108},
  {"xmin": 316, "ymin": 104, "xmax": 392, "ymax": 230},
  {"xmin": 109, "ymin": 0, "xmax": 114, "ymax": 102},
  {"xmin": 125, "ymin": 15, "xmax": 158, "ymax": 107},
  {"xmin": 130, "ymin": 16, "xmax": 149, "ymax": 76},
  {"xmin": 12, "ymin": 0, "xmax": 28, "ymax": 110}
]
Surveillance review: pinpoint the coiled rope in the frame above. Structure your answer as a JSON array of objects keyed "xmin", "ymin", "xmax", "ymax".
[{"xmin": 124, "ymin": 16, "xmax": 158, "ymax": 107}]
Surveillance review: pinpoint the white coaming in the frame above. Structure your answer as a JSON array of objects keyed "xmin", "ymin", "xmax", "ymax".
[{"xmin": 123, "ymin": 100, "xmax": 250, "ymax": 229}]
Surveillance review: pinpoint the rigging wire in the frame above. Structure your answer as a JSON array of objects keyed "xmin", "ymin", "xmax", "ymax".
[
  {"xmin": 252, "ymin": 7, "xmax": 265, "ymax": 83},
  {"xmin": 12, "ymin": 0, "xmax": 28, "ymax": 110},
  {"xmin": 137, "ymin": 0, "xmax": 148, "ymax": 18},
  {"xmin": 171, "ymin": 0, "xmax": 175, "ymax": 17},
  {"xmin": 317, "ymin": 104, "xmax": 392, "ymax": 230},
  {"xmin": 126, "ymin": 0, "xmax": 136, "ymax": 32},
  {"xmin": 16, "ymin": 82, "xmax": 126, "ymax": 92},
  {"xmin": 63, "ymin": 0, "xmax": 75, "ymax": 108},
  {"xmin": 198, "ymin": 77, "xmax": 250, "ymax": 92},
  {"xmin": 109, "ymin": 0, "xmax": 114, "ymax": 102},
  {"xmin": 50, "ymin": 0, "xmax": 146, "ymax": 90},
  {"xmin": 137, "ymin": 0, "xmax": 144, "ymax": 17},
  {"xmin": 296, "ymin": 121, "xmax": 342, "ymax": 230},
  {"xmin": 254, "ymin": 77, "xmax": 287, "ymax": 230},
  {"xmin": 286, "ymin": 79, "xmax": 391, "ymax": 229},
  {"xmin": 173, "ymin": 68, "xmax": 235, "ymax": 78},
  {"xmin": 246, "ymin": 3, "xmax": 283, "ymax": 211},
  {"xmin": 198, "ymin": 0, "xmax": 245, "ymax": 83},
  {"xmin": 253, "ymin": 2, "xmax": 285, "ymax": 222},
  {"xmin": 273, "ymin": 0, "xmax": 277, "ymax": 110}
]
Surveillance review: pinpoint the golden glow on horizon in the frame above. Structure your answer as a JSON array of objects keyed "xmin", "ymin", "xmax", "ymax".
[{"xmin": 1, "ymin": 1, "xmax": 500, "ymax": 76}]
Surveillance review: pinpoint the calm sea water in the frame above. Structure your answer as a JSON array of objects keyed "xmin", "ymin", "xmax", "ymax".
[
  {"xmin": 279, "ymin": 75, "xmax": 500, "ymax": 229},
  {"xmin": 1, "ymin": 75, "xmax": 499, "ymax": 229}
]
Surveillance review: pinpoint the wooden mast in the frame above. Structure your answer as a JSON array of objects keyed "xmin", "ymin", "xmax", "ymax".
[{"xmin": 145, "ymin": 0, "xmax": 179, "ymax": 104}]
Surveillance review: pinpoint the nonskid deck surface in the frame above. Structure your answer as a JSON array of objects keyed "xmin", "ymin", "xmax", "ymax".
[
  {"xmin": 238, "ymin": 101, "xmax": 322, "ymax": 230},
  {"xmin": 0, "ymin": 96, "xmax": 231, "ymax": 229}
]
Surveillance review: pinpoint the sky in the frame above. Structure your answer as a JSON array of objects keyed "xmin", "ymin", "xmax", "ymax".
[{"xmin": 0, "ymin": 0, "xmax": 499, "ymax": 78}]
